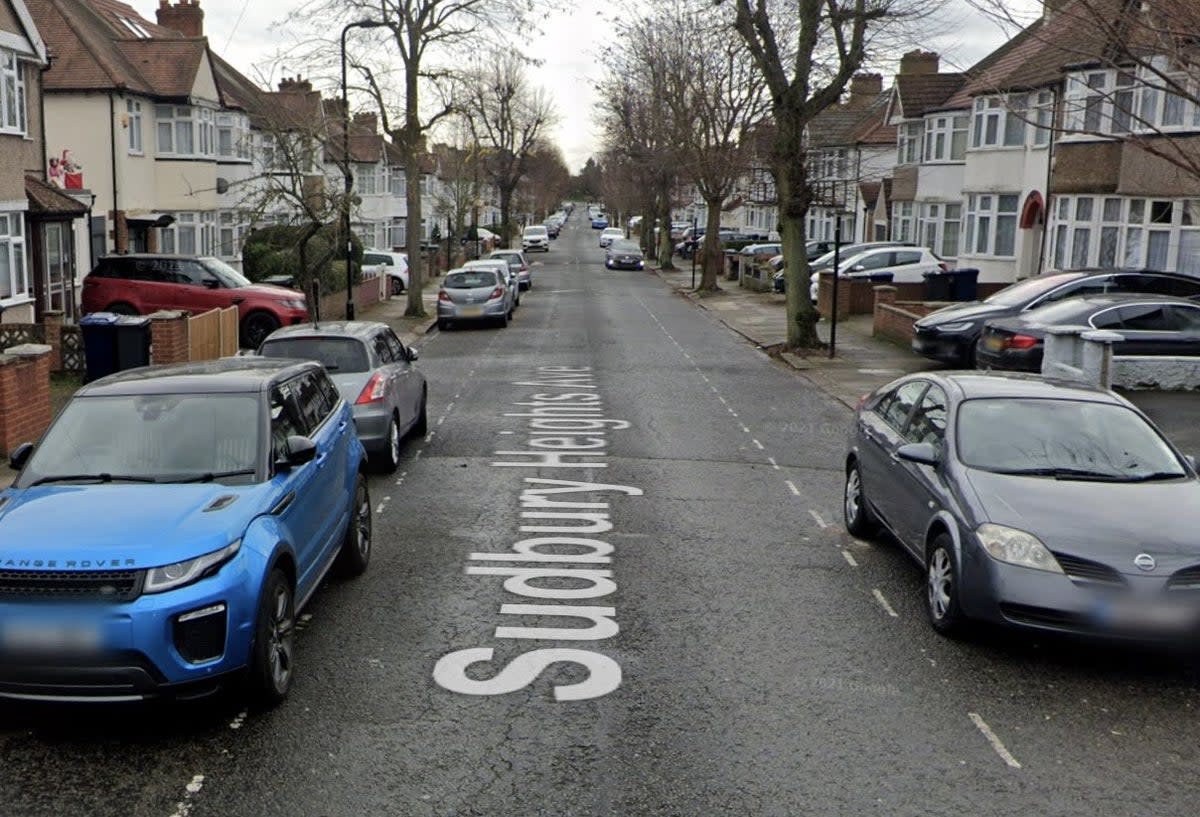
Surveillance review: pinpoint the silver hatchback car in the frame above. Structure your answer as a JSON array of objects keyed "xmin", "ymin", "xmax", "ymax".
[
  {"xmin": 463, "ymin": 259, "xmax": 520, "ymax": 308},
  {"xmin": 437, "ymin": 267, "xmax": 514, "ymax": 330},
  {"xmin": 258, "ymin": 321, "xmax": 427, "ymax": 472}
]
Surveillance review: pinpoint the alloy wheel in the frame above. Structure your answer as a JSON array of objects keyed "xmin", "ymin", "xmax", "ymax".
[
  {"xmin": 267, "ymin": 584, "xmax": 294, "ymax": 692},
  {"xmin": 928, "ymin": 548, "xmax": 953, "ymax": 621}
]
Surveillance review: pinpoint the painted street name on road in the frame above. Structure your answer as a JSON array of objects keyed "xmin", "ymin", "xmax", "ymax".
[{"xmin": 433, "ymin": 366, "xmax": 642, "ymax": 702}]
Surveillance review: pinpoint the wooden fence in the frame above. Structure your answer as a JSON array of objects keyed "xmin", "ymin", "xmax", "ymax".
[{"xmin": 188, "ymin": 307, "xmax": 239, "ymax": 362}]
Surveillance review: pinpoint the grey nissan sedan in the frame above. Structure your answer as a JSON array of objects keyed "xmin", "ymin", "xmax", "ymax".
[
  {"xmin": 844, "ymin": 371, "xmax": 1200, "ymax": 641},
  {"xmin": 258, "ymin": 322, "xmax": 427, "ymax": 473}
]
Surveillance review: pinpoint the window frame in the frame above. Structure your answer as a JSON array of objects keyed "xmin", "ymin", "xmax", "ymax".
[
  {"xmin": 126, "ymin": 99, "xmax": 144, "ymax": 154},
  {"xmin": 0, "ymin": 210, "xmax": 30, "ymax": 304},
  {"xmin": 0, "ymin": 49, "xmax": 28, "ymax": 136}
]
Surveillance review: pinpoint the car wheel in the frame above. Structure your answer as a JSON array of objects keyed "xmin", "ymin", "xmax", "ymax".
[
  {"xmin": 247, "ymin": 567, "xmax": 295, "ymax": 707},
  {"xmin": 379, "ymin": 415, "xmax": 401, "ymax": 473},
  {"xmin": 241, "ymin": 311, "xmax": 281, "ymax": 349},
  {"xmin": 335, "ymin": 473, "xmax": 372, "ymax": 578},
  {"xmin": 926, "ymin": 534, "xmax": 969, "ymax": 637},
  {"xmin": 496, "ymin": 312, "xmax": 508, "ymax": 328},
  {"xmin": 843, "ymin": 460, "xmax": 878, "ymax": 538},
  {"xmin": 106, "ymin": 302, "xmax": 138, "ymax": 315},
  {"xmin": 390, "ymin": 277, "xmax": 404, "ymax": 296},
  {"xmin": 413, "ymin": 390, "xmax": 428, "ymax": 437},
  {"xmin": 963, "ymin": 343, "xmax": 977, "ymax": 369},
  {"xmin": 437, "ymin": 319, "xmax": 450, "ymax": 331}
]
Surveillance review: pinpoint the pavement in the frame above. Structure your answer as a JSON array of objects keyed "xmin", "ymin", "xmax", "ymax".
[{"xmin": 652, "ymin": 262, "xmax": 1200, "ymax": 453}]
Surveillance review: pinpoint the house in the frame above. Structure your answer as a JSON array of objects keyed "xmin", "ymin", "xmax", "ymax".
[{"xmin": 0, "ymin": 0, "xmax": 89, "ymax": 324}]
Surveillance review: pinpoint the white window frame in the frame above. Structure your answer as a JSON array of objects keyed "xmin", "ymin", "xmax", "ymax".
[
  {"xmin": 891, "ymin": 201, "xmax": 914, "ymax": 242},
  {"xmin": 1049, "ymin": 194, "xmax": 1200, "ymax": 274},
  {"xmin": 0, "ymin": 49, "xmax": 28, "ymax": 136},
  {"xmin": 0, "ymin": 209, "xmax": 29, "ymax": 304},
  {"xmin": 127, "ymin": 99, "xmax": 143, "ymax": 154},
  {"xmin": 156, "ymin": 105, "xmax": 194, "ymax": 157},
  {"xmin": 963, "ymin": 194, "xmax": 1020, "ymax": 258},
  {"xmin": 923, "ymin": 115, "xmax": 968, "ymax": 162},
  {"xmin": 1063, "ymin": 61, "xmax": 1200, "ymax": 137},
  {"xmin": 897, "ymin": 122, "xmax": 922, "ymax": 164},
  {"xmin": 917, "ymin": 202, "xmax": 962, "ymax": 259}
]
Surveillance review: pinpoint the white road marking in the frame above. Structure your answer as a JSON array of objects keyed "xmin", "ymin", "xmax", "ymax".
[
  {"xmin": 166, "ymin": 774, "xmax": 205, "ymax": 817},
  {"xmin": 751, "ymin": 439, "xmax": 764, "ymax": 449},
  {"xmin": 498, "ymin": 430, "xmax": 514, "ymax": 434},
  {"xmin": 872, "ymin": 588, "xmax": 899, "ymax": 618},
  {"xmin": 414, "ymin": 449, "xmax": 424, "ymax": 460},
  {"xmin": 445, "ymin": 402, "xmax": 456, "ymax": 412},
  {"xmin": 767, "ymin": 456, "xmax": 780, "ymax": 470},
  {"xmin": 969, "ymin": 713, "xmax": 1023, "ymax": 769},
  {"xmin": 228, "ymin": 710, "xmax": 247, "ymax": 730},
  {"xmin": 717, "ymin": 395, "xmax": 727, "ymax": 404},
  {"xmin": 785, "ymin": 480, "xmax": 801, "ymax": 496},
  {"xmin": 808, "ymin": 509, "xmax": 829, "ymax": 528},
  {"xmin": 729, "ymin": 411, "xmax": 739, "ymax": 418},
  {"xmin": 741, "ymin": 425, "xmax": 751, "ymax": 434},
  {"xmin": 424, "ymin": 432, "xmax": 435, "ymax": 443},
  {"xmin": 375, "ymin": 503, "xmax": 386, "ymax": 514},
  {"xmin": 382, "ymin": 496, "xmax": 391, "ymax": 503},
  {"xmin": 841, "ymin": 550, "xmax": 858, "ymax": 567},
  {"xmin": 437, "ymin": 416, "xmax": 446, "ymax": 426}
]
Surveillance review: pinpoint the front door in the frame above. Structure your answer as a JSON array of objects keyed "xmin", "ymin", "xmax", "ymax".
[{"xmin": 42, "ymin": 222, "xmax": 76, "ymax": 321}]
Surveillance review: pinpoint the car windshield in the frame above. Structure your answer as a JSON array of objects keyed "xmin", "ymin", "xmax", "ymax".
[
  {"xmin": 259, "ymin": 336, "xmax": 370, "ymax": 373},
  {"xmin": 200, "ymin": 257, "xmax": 253, "ymax": 288},
  {"xmin": 983, "ymin": 273, "xmax": 1086, "ymax": 306},
  {"xmin": 19, "ymin": 393, "xmax": 261, "ymax": 487},
  {"xmin": 957, "ymin": 398, "xmax": 1186, "ymax": 480},
  {"xmin": 445, "ymin": 271, "xmax": 498, "ymax": 288},
  {"xmin": 525, "ymin": 227, "xmax": 547, "ymax": 236}
]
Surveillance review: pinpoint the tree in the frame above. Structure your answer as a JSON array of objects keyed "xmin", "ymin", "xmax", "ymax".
[
  {"xmin": 518, "ymin": 141, "xmax": 571, "ymax": 219},
  {"xmin": 729, "ymin": 0, "xmax": 928, "ymax": 347},
  {"xmin": 464, "ymin": 51, "xmax": 557, "ymax": 247}
]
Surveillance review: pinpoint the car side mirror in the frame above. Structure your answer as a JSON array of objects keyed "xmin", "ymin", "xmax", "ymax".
[
  {"xmin": 275, "ymin": 435, "xmax": 317, "ymax": 472},
  {"xmin": 1185, "ymin": 454, "xmax": 1197, "ymax": 471},
  {"xmin": 8, "ymin": 442, "xmax": 33, "ymax": 471},
  {"xmin": 851, "ymin": 264, "xmax": 866, "ymax": 272},
  {"xmin": 896, "ymin": 442, "xmax": 939, "ymax": 466},
  {"xmin": 407, "ymin": 348, "xmax": 419, "ymax": 362}
]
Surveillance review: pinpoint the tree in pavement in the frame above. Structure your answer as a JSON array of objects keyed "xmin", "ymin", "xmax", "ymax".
[
  {"xmin": 464, "ymin": 51, "xmax": 557, "ymax": 248},
  {"xmin": 729, "ymin": 0, "xmax": 934, "ymax": 347}
]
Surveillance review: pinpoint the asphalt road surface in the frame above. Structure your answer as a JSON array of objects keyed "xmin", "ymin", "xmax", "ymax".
[{"xmin": 3, "ymin": 219, "xmax": 1200, "ymax": 817}]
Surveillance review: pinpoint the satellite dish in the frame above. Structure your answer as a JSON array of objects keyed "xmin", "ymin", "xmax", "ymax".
[{"xmin": 216, "ymin": 178, "xmax": 230, "ymax": 195}]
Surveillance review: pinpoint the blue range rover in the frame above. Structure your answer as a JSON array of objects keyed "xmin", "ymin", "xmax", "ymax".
[{"xmin": 0, "ymin": 358, "xmax": 371, "ymax": 705}]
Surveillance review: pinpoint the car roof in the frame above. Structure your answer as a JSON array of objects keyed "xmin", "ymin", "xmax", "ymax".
[
  {"xmin": 489, "ymin": 249, "xmax": 522, "ymax": 257},
  {"xmin": 99, "ymin": 253, "xmax": 208, "ymax": 262},
  {"xmin": 1039, "ymin": 293, "xmax": 1200, "ymax": 309},
  {"xmin": 78, "ymin": 357, "xmax": 319, "ymax": 397},
  {"xmin": 260, "ymin": 320, "xmax": 389, "ymax": 341},
  {"xmin": 896, "ymin": 371, "xmax": 1125, "ymax": 404}
]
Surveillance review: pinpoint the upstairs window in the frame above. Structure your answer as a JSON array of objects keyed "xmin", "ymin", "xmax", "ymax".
[
  {"xmin": 127, "ymin": 99, "xmax": 143, "ymax": 153},
  {"xmin": 0, "ymin": 50, "xmax": 27, "ymax": 135},
  {"xmin": 897, "ymin": 122, "xmax": 922, "ymax": 164},
  {"xmin": 923, "ymin": 115, "xmax": 968, "ymax": 161}
]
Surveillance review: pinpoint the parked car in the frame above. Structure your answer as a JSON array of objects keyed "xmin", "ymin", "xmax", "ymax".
[
  {"xmin": 809, "ymin": 241, "xmax": 916, "ymax": 274},
  {"xmin": 606, "ymin": 239, "xmax": 645, "ymax": 270},
  {"xmin": 258, "ymin": 322, "xmax": 427, "ymax": 473},
  {"xmin": 913, "ymin": 269, "xmax": 1200, "ymax": 367},
  {"xmin": 808, "ymin": 246, "xmax": 946, "ymax": 303},
  {"xmin": 771, "ymin": 241, "xmax": 838, "ymax": 292},
  {"xmin": 0, "ymin": 357, "xmax": 371, "ymax": 704},
  {"xmin": 740, "ymin": 243, "xmax": 782, "ymax": 258},
  {"xmin": 488, "ymin": 249, "xmax": 533, "ymax": 290},
  {"xmin": 975, "ymin": 294, "xmax": 1200, "ymax": 373},
  {"xmin": 437, "ymin": 267, "xmax": 514, "ymax": 330},
  {"xmin": 844, "ymin": 370, "xmax": 1200, "ymax": 641},
  {"xmin": 545, "ymin": 220, "xmax": 561, "ymax": 239},
  {"xmin": 81, "ymin": 254, "xmax": 309, "ymax": 349},
  {"xmin": 522, "ymin": 225, "xmax": 550, "ymax": 253},
  {"xmin": 599, "ymin": 227, "xmax": 624, "ymax": 248},
  {"xmin": 591, "ymin": 215, "xmax": 610, "ymax": 229},
  {"xmin": 363, "ymin": 250, "xmax": 409, "ymax": 295},
  {"xmin": 464, "ymin": 259, "xmax": 520, "ymax": 307},
  {"xmin": 669, "ymin": 222, "xmax": 691, "ymax": 240}
]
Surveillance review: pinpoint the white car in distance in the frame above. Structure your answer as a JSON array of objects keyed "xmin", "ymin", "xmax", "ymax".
[
  {"xmin": 599, "ymin": 227, "xmax": 624, "ymax": 248},
  {"xmin": 522, "ymin": 225, "xmax": 550, "ymax": 253},
  {"xmin": 808, "ymin": 246, "xmax": 947, "ymax": 303}
]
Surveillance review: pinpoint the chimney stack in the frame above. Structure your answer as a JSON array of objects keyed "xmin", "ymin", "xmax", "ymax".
[
  {"xmin": 353, "ymin": 112, "xmax": 379, "ymax": 134},
  {"xmin": 899, "ymin": 50, "xmax": 940, "ymax": 75},
  {"xmin": 847, "ymin": 73, "xmax": 883, "ymax": 106},
  {"xmin": 156, "ymin": 0, "xmax": 204, "ymax": 37},
  {"xmin": 278, "ymin": 76, "xmax": 313, "ymax": 93}
]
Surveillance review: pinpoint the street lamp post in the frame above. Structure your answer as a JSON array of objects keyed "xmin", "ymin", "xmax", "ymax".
[
  {"xmin": 829, "ymin": 214, "xmax": 842, "ymax": 359},
  {"xmin": 690, "ymin": 214, "xmax": 698, "ymax": 289},
  {"xmin": 341, "ymin": 19, "xmax": 388, "ymax": 320}
]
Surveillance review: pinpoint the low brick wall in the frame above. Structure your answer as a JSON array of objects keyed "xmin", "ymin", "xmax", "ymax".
[
  {"xmin": 0, "ymin": 344, "xmax": 52, "ymax": 456},
  {"xmin": 317, "ymin": 274, "xmax": 387, "ymax": 322},
  {"xmin": 818, "ymin": 277, "xmax": 1009, "ymax": 319},
  {"xmin": 871, "ymin": 286, "xmax": 945, "ymax": 345}
]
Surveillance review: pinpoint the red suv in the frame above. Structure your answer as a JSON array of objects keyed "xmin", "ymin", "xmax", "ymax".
[{"xmin": 82, "ymin": 255, "xmax": 309, "ymax": 348}]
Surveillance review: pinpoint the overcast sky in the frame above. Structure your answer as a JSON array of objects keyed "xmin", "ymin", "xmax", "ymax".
[{"xmin": 169, "ymin": 0, "xmax": 1041, "ymax": 173}]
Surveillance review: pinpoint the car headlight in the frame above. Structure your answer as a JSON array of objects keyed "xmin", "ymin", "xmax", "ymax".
[
  {"xmin": 929, "ymin": 321, "xmax": 974, "ymax": 333},
  {"xmin": 144, "ymin": 540, "xmax": 242, "ymax": 594},
  {"xmin": 976, "ymin": 524, "xmax": 1062, "ymax": 573},
  {"xmin": 276, "ymin": 299, "xmax": 306, "ymax": 310}
]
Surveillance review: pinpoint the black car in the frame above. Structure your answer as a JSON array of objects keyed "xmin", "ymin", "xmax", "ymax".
[
  {"xmin": 975, "ymin": 294, "xmax": 1200, "ymax": 372},
  {"xmin": 772, "ymin": 240, "xmax": 854, "ymax": 292},
  {"xmin": 913, "ymin": 269, "xmax": 1200, "ymax": 367},
  {"xmin": 606, "ymin": 239, "xmax": 644, "ymax": 270}
]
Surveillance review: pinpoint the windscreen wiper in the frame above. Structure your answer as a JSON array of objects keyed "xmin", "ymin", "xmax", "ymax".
[
  {"xmin": 28, "ymin": 473, "xmax": 159, "ymax": 486},
  {"xmin": 992, "ymin": 467, "xmax": 1127, "ymax": 482},
  {"xmin": 171, "ymin": 468, "xmax": 258, "ymax": 484}
]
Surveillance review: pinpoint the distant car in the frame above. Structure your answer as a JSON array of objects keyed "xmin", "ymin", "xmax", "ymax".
[
  {"xmin": 740, "ymin": 243, "xmax": 782, "ymax": 257},
  {"xmin": 670, "ymin": 222, "xmax": 691, "ymax": 240},
  {"xmin": 628, "ymin": 215, "xmax": 643, "ymax": 229},
  {"xmin": 545, "ymin": 220, "xmax": 561, "ymax": 239},
  {"xmin": 258, "ymin": 321, "xmax": 427, "ymax": 473},
  {"xmin": 464, "ymin": 259, "xmax": 520, "ymax": 307},
  {"xmin": 809, "ymin": 246, "xmax": 945, "ymax": 303},
  {"xmin": 591, "ymin": 215, "xmax": 610, "ymax": 229},
  {"xmin": 522, "ymin": 225, "xmax": 550, "ymax": 253},
  {"xmin": 437, "ymin": 267, "xmax": 513, "ymax": 330},
  {"xmin": 606, "ymin": 239, "xmax": 644, "ymax": 270},
  {"xmin": 81, "ymin": 254, "xmax": 308, "ymax": 349},
  {"xmin": 488, "ymin": 249, "xmax": 533, "ymax": 291},
  {"xmin": 975, "ymin": 294, "xmax": 1200, "ymax": 373},
  {"xmin": 0, "ymin": 357, "xmax": 370, "ymax": 704},
  {"xmin": 913, "ymin": 269, "xmax": 1200, "ymax": 367},
  {"xmin": 771, "ymin": 242, "xmax": 840, "ymax": 292},
  {"xmin": 599, "ymin": 227, "xmax": 624, "ymax": 248},
  {"xmin": 363, "ymin": 250, "xmax": 409, "ymax": 295},
  {"xmin": 845, "ymin": 370, "xmax": 1200, "ymax": 641}
]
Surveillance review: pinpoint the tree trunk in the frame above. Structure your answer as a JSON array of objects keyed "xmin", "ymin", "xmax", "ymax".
[
  {"xmin": 777, "ymin": 157, "xmax": 820, "ymax": 348},
  {"xmin": 698, "ymin": 196, "xmax": 723, "ymax": 291},
  {"xmin": 404, "ymin": 143, "xmax": 426, "ymax": 317},
  {"xmin": 658, "ymin": 179, "xmax": 676, "ymax": 270},
  {"xmin": 499, "ymin": 185, "xmax": 514, "ymax": 249}
]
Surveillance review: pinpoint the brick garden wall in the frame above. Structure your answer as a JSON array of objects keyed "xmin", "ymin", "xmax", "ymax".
[{"xmin": 0, "ymin": 346, "xmax": 52, "ymax": 456}]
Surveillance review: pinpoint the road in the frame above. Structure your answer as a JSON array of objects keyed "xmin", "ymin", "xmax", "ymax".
[{"xmin": 2, "ymin": 218, "xmax": 1199, "ymax": 817}]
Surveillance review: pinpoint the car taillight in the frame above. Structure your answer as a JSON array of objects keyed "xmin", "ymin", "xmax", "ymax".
[
  {"xmin": 438, "ymin": 290, "xmax": 451, "ymax": 301},
  {"xmin": 490, "ymin": 287, "xmax": 505, "ymax": 299},
  {"xmin": 1005, "ymin": 334, "xmax": 1038, "ymax": 350},
  {"xmin": 355, "ymin": 372, "xmax": 387, "ymax": 404}
]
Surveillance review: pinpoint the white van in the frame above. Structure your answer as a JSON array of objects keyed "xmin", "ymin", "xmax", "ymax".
[{"xmin": 522, "ymin": 225, "xmax": 550, "ymax": 253}]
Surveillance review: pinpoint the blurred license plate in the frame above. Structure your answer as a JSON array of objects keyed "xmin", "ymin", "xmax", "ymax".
[
  {"xmin": 1092, "ymin": 598, "xmax": 1197, "ymax": 633},
  {"xmin": 2, "ymin": 621, "xmax": 102, "ymax": 652},
  {"xmin": 984, "ymin": 335, "xmax": 1005, "ymax": 351},
  {"xmin": 460, "ymin": 306, "xmax": 484, "ymax": 317}
]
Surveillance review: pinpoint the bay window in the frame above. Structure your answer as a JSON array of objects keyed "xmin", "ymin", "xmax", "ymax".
[
  {"xmin": 1048, "ymin": 195, "xmax": 1200, "ymax": 274},
  {"xmin": 356, "ymin": 164, "xmax": 380, "ymax": 195},
  {"xmin": 1064, "ymin": 60, "xmax": 1200, "ymax": 136},
  {"xmin": 159, "ymin": 212, "xmax": 216, "ymax": 256},
  {"xmin": 155, "ymin": 106, "xmax": 220, "ymax": 157},
  {"xmin": 0, "ymin": 210, "xmax": 29, "ymax": 303},
  {"xmin": 963, "ymin": 194, "xmax": 1019, "ymax": 257},
  {"xmin": 923, "ymin": 115, "xmax": 968, "ymax": 162},
  {"xmin": 1, "ymin": 49, "xmax": 27, "ymax": 135}
]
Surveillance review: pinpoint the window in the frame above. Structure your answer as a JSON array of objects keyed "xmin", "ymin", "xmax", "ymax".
[
  {"xmin": 158, "ymin": 212, "xmax": 216, "ymax": 256},
  {"xmin": 0, "ymin": 210, "xmax": 29, "ymax": 302},
  {"xmin": 1064, "ymin": 61, "xmax": 1200, "ymax": 136},
  {"xmin": 127, "ymin": 99, "xmax": 143, "ymax": 153},
  {"xmin": 270, "ymin": 385, "xmax": 305, "ymax": 465},
  {"xmin": 218, "ymin": 210, "xmax": 248, "ymax": 259},
  {"xmin": 356, "ymin": 164, "xmax": 379, "ymax": 195},
  {"xmin": 964, "ymin": 194, "xmax": 1019, "ymax": 257},
  {"xmin": 891, "ymin": 201, "xmax": 914, "ymax": 242},
  {"xmin": 1049, "ymin": 195, "xmax": 1200, "ymax": 273},
  {"xmin": 197, "ymin": 108, "xmax": 214, "ymax": 156},
  {"xmin": 897, "ymin": 122, "xmax": 922, "ymax": 164},
  {"xmin": 383, "ymin": 330, "xmax": 407, "ymax": 362},
  {"xmin": 1032, "ymin": 90, "xmax": 1054, "ymax": 145},
  {"xmin": 922, "ymin": 115, "xmax": 968, "ymax": 162},
  {"xmin": 292, "ymin": 372, "xmax": 334, "ymax": 432},
  {"xmin": 878, "ymin": 381, "xmax": 928, "ymax": 431},
  {"xmin": 917, "ymin": 202, "xmax": 961, "ymax": 258},
  {"xmin": 156, "ymin": 106, "xmax": 197, "ymax": 156},
  {"xmin": 971, "ymin": 97, "xmax": 1003, "ymax": 148},
  {"xmin": 1, "ymin": 49, "xmax": 27, "ymax": 135},
  {"xmin": 905, "ymin": 386, "xmax": 948, "ymax": 449},
  {"xmin": 216, "ymin": 113, "xmax": 251, "ymax": 160}
]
